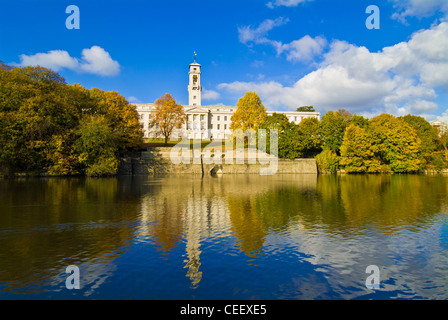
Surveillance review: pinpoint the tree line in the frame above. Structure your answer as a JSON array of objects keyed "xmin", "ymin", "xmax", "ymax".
[
  {"xmin": 1, "ymin": 63, "xmax": 446, "ymax": 176},
  {"xmin": 228, "ymin": 91, "xmax": 448, "ymax": 174},
  {"xmin": 0, "ymin": 64, "xmax": 143, "ymax": 176}
]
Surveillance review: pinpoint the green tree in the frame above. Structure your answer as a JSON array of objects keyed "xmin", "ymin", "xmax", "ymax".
[
  {"xmin": 296, "ymin": 117, "xmax": 322, "ymax": 158},
  {"xmin": 297, "ymin": 106, "xmax": 316, "ymax": 112},
  {"xmin": 349, "ymin": 114, "xmax": 369, "ymax": 128},
  {"xmin": 259, "ymin": 112, "xmax": 289, "ymax": 133},
  {"xmin": 278, "ymin": 122, "xmax": 302, "ymax": 160},
  {"xmin": 230, "ymin": 91, "xmax": 267, "ymax": 131},
  {"xmin": 439, "ymin": 131, "xmax": 448, "ymax": 163},
  {"xmin": 399, "ymin": 115, "xmax": 439, "ymax": 164},
  {"xmin": 275, "ymin": 118, "xmax": 322, "ymax": 160},
  {"xmin": 75, "ymin": 115, "xmax": 120, "ymax": 176},
  {"xmin": 319, "ymin": 109, "xmax": 353, "ymax": 154}
]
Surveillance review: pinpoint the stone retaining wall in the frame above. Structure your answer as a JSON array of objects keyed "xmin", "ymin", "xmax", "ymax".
[{"xmin": 118, "ymin": 147, "xmax": 318, "ymax": 175}]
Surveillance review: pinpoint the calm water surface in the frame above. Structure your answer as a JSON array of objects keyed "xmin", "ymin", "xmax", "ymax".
[{"xmin": 0, "ymin": 174, "xmax": 447, "ymax": 300}]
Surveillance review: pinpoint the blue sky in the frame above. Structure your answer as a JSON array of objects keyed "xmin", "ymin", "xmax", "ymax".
[{"xmin": 1, "ymin": 0, "xmax": 447, "ymax": 121}]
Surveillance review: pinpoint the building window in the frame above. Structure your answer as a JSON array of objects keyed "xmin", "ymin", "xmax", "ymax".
[
  {"xmin": 210, "ymin": 124, "xmax": 213, "ymax": 129},
  {"xmin": 200, "ymin": 115, "xmax": 204, "ymax": 121},
  {"xmin": 224, "ymin": 116, "xmax": 227, "ymax": 121},
  {"xmin": 217, "ymin": 124, "xmax": 220, "ymax": 130},
  {"xmin": 217, "ymin": 116, "xmax": 220, "ymax": 121},
  {"xmin": 193, "ymin": 96, "xmax": 196, "ymax": 99},
  {"xmin": 224, "ymin": 124, "xmax": 227, "ymax": 130}
]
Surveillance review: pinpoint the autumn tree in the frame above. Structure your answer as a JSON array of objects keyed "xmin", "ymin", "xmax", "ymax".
[
  {"xmin": 150, "ymin": 93, "xmax": 186, "ymax": 145},
  {"xmin": 88, "ymin": 88, "xmax": 143, "ymax": 150},
  {"xmin": 230, "ymin": 92, "xmax": 267, "ymax": 131},
  {"xmin": 339, "ymin": 124, "xmax": 381, "ymax": 173},
  {"xmin": 0, "ymin": 66, "xmax": 79, "ymax": 173},
  {"xmin": 368, "ymin": 114, "xmax": 422, "ymax": 173},
  {"xmin": 0, "ymin": 65, "xmax": 143, "ymax": 176}
]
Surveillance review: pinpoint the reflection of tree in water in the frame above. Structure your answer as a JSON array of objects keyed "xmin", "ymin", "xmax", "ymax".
[
  {"xmin": 0, "ymin": 177, "xmax": 144, "ymax": 293},
  {"xmin": 5, "ymin": 174, "xmax": 445, "ymax": 295},
  {"xmin": 337, "ymin": 175, "xmax": 448, "ymax": 232},
  {"xmin": 227, "ymin": 197, "xmax": 267, "ymax": 257},
  {"xmin": 226, "ymin": 175, "xmax": 318, "ymax": 257},
  {"xmin": 225, "ymin": 174, "xmax": 448, "ymax": 258}
]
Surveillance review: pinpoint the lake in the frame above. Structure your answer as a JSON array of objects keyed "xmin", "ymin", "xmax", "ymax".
[{"xmin": 0, "ymin": 174, "xmax": 447, "ymax": 300}]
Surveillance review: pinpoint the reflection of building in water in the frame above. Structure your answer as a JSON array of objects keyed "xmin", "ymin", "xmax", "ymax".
[
  {"xmin": 183, "ymin": 192, "xmax": 230, "ymax": 287},
  {"xmin": 137, "ymin": 177, "xmax": 231, "ymax": 287},
  {"xmin": 137, "ymin": 175, "xmax": 318, "ymax": 287},
  {"xmin": 137, "ymin": 175, "xmax": 318, "ymax": 286}
]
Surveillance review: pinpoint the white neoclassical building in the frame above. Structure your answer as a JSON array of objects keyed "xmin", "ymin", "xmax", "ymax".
[{"xmin": 134, "ymin": 56, "xmax": 320, "ymax": 140}]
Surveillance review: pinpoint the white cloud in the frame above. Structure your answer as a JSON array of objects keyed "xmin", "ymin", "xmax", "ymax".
[
  {"xmin": 17, "ymin": 50, "xmax": 78, "ymax": 72},
  {"xmin": 220, "ymin": 22, "xmax": 448, "ymax": 118},
  {"xmin": 127, "ymin": 96, "xmax": 140, "ymax": 103},
  {"xmin": 202, "ymin": 89, "xmax": 221, "ymax": 100},
  {"xmin": 15, "ymin": 46, "xmax": 120, "ymax": 76},
  {"xmin": 251, "ymin": 60, "xmax": 265, "ymax": 68},
  {"xmin": 391, "ymin": 0, "xmax": 448, "ymax": 22},
  {"xmin": 238, "ymin": 17, "xmax": 289, "ymax": 46},
  {"xmin": 78, "ymin": 46, "xmax": 120, "ymax": 76},
  {"xmin": 436, "ymin": 108, "xmax": 448, "ymax": 123},
  {"xmin": 266, "ymin": 0, "xmax": 313, "ymax": 9},
  {"xmin": 277, "ymin": 35, "xmax": 327, "ymax": 62},
  {"xmin": 238, "ymin": 18, "xmax": 327, "ymax": 63}
]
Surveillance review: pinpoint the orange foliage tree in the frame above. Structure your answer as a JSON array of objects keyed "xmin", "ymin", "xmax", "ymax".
[{"xmin": 150, "ymin": 93, "xmax": 186, "ymax": 145}]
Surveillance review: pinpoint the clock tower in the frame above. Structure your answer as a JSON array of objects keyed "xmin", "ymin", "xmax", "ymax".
[{"xmin": 188, "ymin": 52, "xmax": 202, "ymax": 106}]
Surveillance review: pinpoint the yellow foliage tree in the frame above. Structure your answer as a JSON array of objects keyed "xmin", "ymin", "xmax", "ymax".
[
  {"xmin": 150, "ymin": 93, "xmax": 186, "ymax": 145},
  {"xmin": 368, "ymin": 114, "xmax": 422, "ymax": 173},
  {"xmin": 230, "ymin": 91, "xmax": 267, "ymax": 131},
  {"xmin": 88, "ymin": 88, "xmax": 143, "ymax": 150}
]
